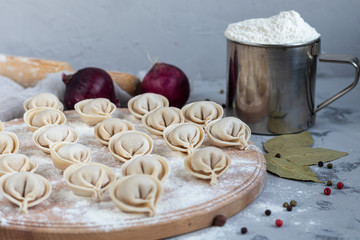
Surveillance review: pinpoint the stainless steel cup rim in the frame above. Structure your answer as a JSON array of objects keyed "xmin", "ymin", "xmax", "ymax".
[{"xmin": 226, "ymin": 37, "xmax": 321, "ymax": 48}]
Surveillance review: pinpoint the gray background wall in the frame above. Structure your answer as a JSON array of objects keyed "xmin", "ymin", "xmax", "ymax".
[{"xmin": 0, "ymin": 0, "xmax": 359, "ymax": 80}]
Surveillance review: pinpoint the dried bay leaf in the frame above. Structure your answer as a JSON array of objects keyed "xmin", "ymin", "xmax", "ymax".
[
  {"xmin": 275, "ymin": 147, "xmax": 348, "ymax": 165},
  {"xmin": 264, "ymin": 131, "xmax": 347, "ymax": 183},
  {"xmin": 265, "ymin": 154, "xmax": 323, "ymax": 183},
  {"xmin": 264, "ymin": 131, "xmax": 313, "ymax": 153}
]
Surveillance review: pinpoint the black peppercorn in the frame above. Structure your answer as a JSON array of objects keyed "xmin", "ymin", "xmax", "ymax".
[
  {"xmin": 241, "ymin": 227, "xmax": 247, "ymax": 234},
  {"xmin": 290, "ymin": 200, "xmax": 297, "ymax": 207},
  {"xmin": 286, "ymin": 205, "xmax": 292, "ymax": 211},
  {"xmin": 221, "ymin": 103, "xmax": 226, "ymax": 109},
  {"xmin": 205, "ymin": 98, "xmax": 211, "ymax": 101},
  {"xmin": 275, "ymin": 153, "xmax": 281, "ymax": 158},
  {"xmin": 283, "ymin": 202, "xmax": 289, "ymax": 208},
  {"xmin": 265, "ymin": 209, "xmax": 271, "ymax": 216},
  {"xmin": 326, "ymin": 180, "xmax": 332, "ymax": 186},
  {"xmin": 318, "ymin": 161, "xmax": 324, "ymax": 167},
  {"xmin": 219, "ymin": 89, "xmax": 225, "ymax": 94},
  {"xmin": 327, "ymin": 163, "xmax": 333, "ymax": 169},
  {"xmin": 213, "ymin": 215, "xmax": 226, "ymax": 226}
]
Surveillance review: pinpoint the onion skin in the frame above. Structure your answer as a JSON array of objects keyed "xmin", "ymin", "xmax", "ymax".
[
  {"xmin": 141, "ymin": 63, "xmax": 190, "ymax": 108},
  {"xmin": 63, "ymin": 67, "xmax": 119, "ymax": 110}
]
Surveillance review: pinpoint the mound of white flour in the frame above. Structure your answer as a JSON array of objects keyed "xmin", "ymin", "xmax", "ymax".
[{"xmin": 225, "ymin": 10, "xmax": 320, "ymax": 45}]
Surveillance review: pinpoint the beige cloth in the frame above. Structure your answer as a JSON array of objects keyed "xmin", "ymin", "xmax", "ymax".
[{"xmin": 0, "ymin": 72, "xmax": 131, "ymax": 121}]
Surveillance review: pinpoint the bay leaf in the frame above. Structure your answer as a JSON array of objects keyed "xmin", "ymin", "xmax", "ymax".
[
  {"xmin": 276, "ymin": 147, "xmax": 348, "ymax": 165},
  {"xmin": 265, "ymin": 153, "xmax": 323, "ymax": 183},
  {"xmin": 264, "ymin": 131, "xmax": 314, "ymax": 153}
]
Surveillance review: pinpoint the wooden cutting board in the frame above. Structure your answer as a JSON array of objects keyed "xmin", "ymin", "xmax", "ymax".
[{"xmin": 0, "ymin": 109, "xmax": 266, "ymax": 240}]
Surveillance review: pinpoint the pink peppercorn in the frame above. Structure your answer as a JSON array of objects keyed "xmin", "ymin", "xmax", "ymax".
[
  {"xmin": 336, "ymin": 182, "xmax": 344, "ymax": 189},
  {"xmin": 275, "ymin": 219, "xmax": 283, "ymax": 227},
  {"xmin": 324, "ymin": 188, "xmax": 331, "ymax": 195}
]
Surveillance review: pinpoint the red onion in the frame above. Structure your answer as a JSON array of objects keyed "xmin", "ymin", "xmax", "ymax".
[
  {"xmin": 141, "ymin": 63, "xmax": 190, "ymax": 108},
  {"xmin": 63, "ymin": 67, "xmax": 119, "ymax": 110}
]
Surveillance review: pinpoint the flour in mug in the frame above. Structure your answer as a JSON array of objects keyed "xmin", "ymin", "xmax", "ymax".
[{"xmin": 224, "ymin": 10, "xmax": 320, "ymax": 45}]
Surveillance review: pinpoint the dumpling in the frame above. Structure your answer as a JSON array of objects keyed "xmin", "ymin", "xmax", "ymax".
[
  {"xmin": 184, "ymin": 147, "xmax": 231, "ymax": 185},
  {"xmin": 0, "ymin": 172, "xmax": 51, "ymax": 213},
  {"xmin": 74, "ymin": 98, "xmax": 117, "ymax": 126},
  {"xmin": 128, "ymin": 93, "xmax": 169, "ymax": 119},
  {"xmin": 206, "ymin": 117, "xmax": 251, "ymax": 150},
  {"xmin": 24, "ymin": 93, "xmax": 64, "ymax": 111},
  {"xmin": 182, "ymin": 101, "xmax": 223, "ymax": 127},
  {"xmin": 24, "ymin": 107, "xmax": 66, "ymax": 132},
  {"xmin": 0, "ymin": 131, "xmax": 19, "ymax": 155},
  {"xmin": 142, "ymin": 107, "xmax": 184, "ymax": 135},
  {"xmin": 50, "ymin": 142, "xmax": 91, "ymax": 171},
  {"xmin": 163, "ymin": 123, "xmax": 204, "ymax": 155},
  {"xmin": 64, "ymin": 163, "xmax": 115, "ymax": 201},
  {"xmin": 33, "ymin": 125, "xmax": 78, "ymax": 153},
  {"xmin": 94, "ymin": 118, "xmax": 135, "ymax": 146},
  {"xmin": 121, "ymin": 155, "xmax": 169, "ymax": 182},
  {"xmin": 109, "ymin": 175, "xmax": 163, "ymax": 217},
  {"xmin": 0, "ymin": 153, "xmax": 38, "ymax": 176},
  {"xmin": 0, "ymin": 120, "xmax": 4, "ymax": 131},
  {"xmin": 108, "ymin": 130, "xmax": 153, "ymax": 162}
]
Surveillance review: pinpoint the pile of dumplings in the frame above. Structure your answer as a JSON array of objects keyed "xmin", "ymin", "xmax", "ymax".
[
  {"xmin": 0, "ymin": 91, "xmax": 251, "ymax": 218},
  {"xmin": 0, "ymin": 94, "xmax": 63, "ymax": 213},
  {"xmin": 127, "ymin": 93, "xmax": 251, "ymax": 186}
]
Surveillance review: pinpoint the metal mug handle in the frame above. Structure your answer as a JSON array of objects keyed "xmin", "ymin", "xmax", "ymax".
[{"xmin": 315, "ymin": 53, "xmax": 360, "ymax": 112}]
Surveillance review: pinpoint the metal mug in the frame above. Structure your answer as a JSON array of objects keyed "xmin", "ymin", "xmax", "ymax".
[{"xmin": 226, "ymin": 38, "xmax": 360, "ymax": 135}]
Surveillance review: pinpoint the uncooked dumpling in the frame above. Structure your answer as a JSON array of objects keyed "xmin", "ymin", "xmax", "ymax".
[
  {"xmin": 32, "ymin": 125, "xmax": 78, "ymax": 153},
  {"xmin": 0, "ymin": 153, "xmax": 38, "ymax": 176},
  {"xmin": 206, "ymin": 117, "xmax": 251, "ymax": 150},
  {"xmin": 24, "ymin": 93, "xmax": 64, "ymax": 111},
  {"xmin": 75, "ymin": 98, "xmax": 117, "ymax": 125},
  {"xmin": 50, "ymin": 142, "xmax": 91, "ymax": 171},
  {"xmin": 128, "ymin": 93, "xmax": 169, "ymax": 119},
  {"xmin": 109, "ymin": 175, "xmax": 163, "ymax": 217},
  {"xmin": 64, "ymin": 163, "xmax": 115, "ymax": 201},
  {"xmin": 24, "ymin": 107, "xmax": 66, "ymax": 132},
  {"xmin": 182, "ymin": 101, "xmax": 223, "ymax": 127},
  {"xmin": 184, "ymin": 147, "xmax": 231, "ymax": 185},
  {"xmin": 142, "ymin": 107, "xmax": 184, "ymax": 135},
  {"xmin": 121, "ymin": 155, "xmax": 169, "ymax": 182},
  {"xmin": 163, "ymin": 123, "xmax": 204, "ymax": 155},
  {"xmin": 108, "ymin": 130, "xmax": 153, "ymax": 162},
  {"xmin": 94, "ymin": 118, "xmax": 135, "ymax": 146},
  {"xmin": 0, "ymin": 131, "xmax": 19, "ymax": 155},
  {"xmin": 0, "ymin": 120, "xmax": 4, "ymax": 131},
  {"xmin": 0, "ymin": 172, "xmax": 51, "ymax": 213}
]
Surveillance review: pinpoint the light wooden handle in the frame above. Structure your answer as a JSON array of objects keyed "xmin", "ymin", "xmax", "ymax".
[
  {"xmin": 0, "ymin": 54, "xmax": 74, "ymax": 87},
  {"xmin": 107, "ymin": 71, "xmax": 141, "ymax": 96}
]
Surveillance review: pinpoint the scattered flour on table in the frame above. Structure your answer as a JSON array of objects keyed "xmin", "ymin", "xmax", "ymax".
[
  {"xmin": 225, "ymin": 10, "xmax": 320, "ymax": 45},
  {"xmin": 0, "ymin": 111, "xmax": 262, "ymax": 231}
]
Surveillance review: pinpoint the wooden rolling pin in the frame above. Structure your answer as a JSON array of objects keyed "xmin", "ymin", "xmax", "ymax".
[
  {"xmin": 107, "ymin": 71, "xmax": 140, "ymax": 96},
  {"xmin": 0, "ymin": 54, "xmax": 140, "ymax": 96}
]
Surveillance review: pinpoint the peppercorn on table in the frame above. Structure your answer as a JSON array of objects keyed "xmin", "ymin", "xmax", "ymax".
[{"xmin": 170, "ymin": 76, "xmax": 360, "ymax": 240}]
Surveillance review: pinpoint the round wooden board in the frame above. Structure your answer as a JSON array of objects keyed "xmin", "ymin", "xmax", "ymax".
[{"xmin": 0, "ymin": 109, "xmax": 266, "ymax": 240}]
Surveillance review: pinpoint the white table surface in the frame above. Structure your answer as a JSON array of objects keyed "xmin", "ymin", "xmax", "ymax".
[{"xmin": 172, "ymin": 76, "xmax": 360, "ymax": 240}]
